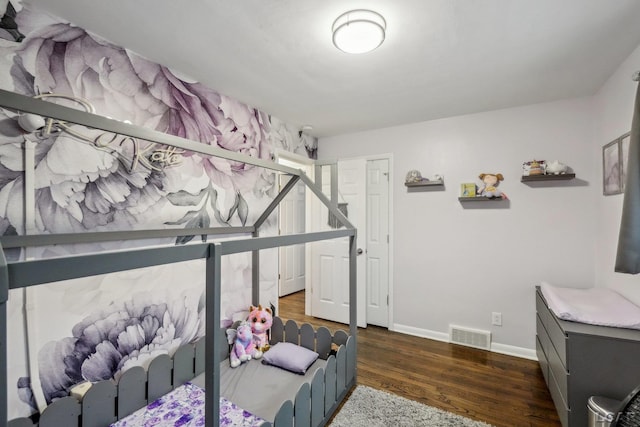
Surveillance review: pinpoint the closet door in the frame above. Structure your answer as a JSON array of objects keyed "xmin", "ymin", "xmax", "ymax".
[
  {"xmin": 311, "ymin": 159, "xmax": 366, "ymax": 327},
  {"xmin": 279, "ymin": 175, "xmax": 306, "ymax": 296}
]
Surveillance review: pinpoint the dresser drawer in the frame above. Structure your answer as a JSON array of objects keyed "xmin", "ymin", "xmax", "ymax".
[
  {"xmin": 548, "ymin": 364, "xmax": 570, "ymax": 427},
  {"xmin": 536, "ymin": 290, "xmax": 567, "ymax": 368},
  {"xmin": 536, "ymin": 335, "xmax": 549, "ymax": 385},
  {"xmin": 537, "ymin": 313, "xmax": 568, "ymax": 402}
]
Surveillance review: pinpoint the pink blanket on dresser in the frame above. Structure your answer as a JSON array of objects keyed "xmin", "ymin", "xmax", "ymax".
[{"xmin": 540, "ymin": 282, "xmax": 640, "ymax": 330}]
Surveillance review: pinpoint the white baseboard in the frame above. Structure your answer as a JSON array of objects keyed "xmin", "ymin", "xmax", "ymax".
[{"xmin": 392, "ymin": 323, "xmax": 537, "ymax": 360}]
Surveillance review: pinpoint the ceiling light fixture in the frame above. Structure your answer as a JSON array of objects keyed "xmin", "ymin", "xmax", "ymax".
[{"xmin": 332, "ymin": 9, "xmax": 386, "ymax": 54}]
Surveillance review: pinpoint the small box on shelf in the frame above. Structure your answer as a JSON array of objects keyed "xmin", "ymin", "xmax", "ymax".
[{"xmin": 460, "ymin": 183, "xmax": 476, "ymax": 197}]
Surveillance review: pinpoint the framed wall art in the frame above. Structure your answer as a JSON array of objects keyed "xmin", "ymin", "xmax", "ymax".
[{"xmin": 603, "ymin": 137, "xmax": 622, "ymax": 195}]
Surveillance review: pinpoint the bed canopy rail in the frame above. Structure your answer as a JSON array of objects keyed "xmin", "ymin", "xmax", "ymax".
[
  {"xmin": 0, "ymin": 89, "xmax": 358, "ymax": 427},
  {"xmin": 0, "ymin": 89, "xmax": 354, "ymax": 246}
]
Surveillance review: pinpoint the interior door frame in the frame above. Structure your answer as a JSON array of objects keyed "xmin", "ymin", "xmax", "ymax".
[
  {"xmin": 312, "ymin": 154, "xmax": 394, "ymax": 328},
  {"xmin": 273, "ymin": 149, "xmax": 315, "ymax": 304}
]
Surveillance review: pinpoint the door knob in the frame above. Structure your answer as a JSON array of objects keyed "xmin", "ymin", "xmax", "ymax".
[{"xmin": 357, "ymin": 248, "xmax": 363, "ymax": 255}]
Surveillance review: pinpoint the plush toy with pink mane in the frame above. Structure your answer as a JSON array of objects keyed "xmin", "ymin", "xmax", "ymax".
[
  {"xmin": 248, "ymin": 304, "xmax": 273, "ymax": 353},
  {"xmin": 226, "ymin": 321, "xmax": 261, "ymax": 368}
]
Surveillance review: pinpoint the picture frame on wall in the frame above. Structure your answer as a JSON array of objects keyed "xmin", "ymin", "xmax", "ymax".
[
  {"xmin": 620, "ymin": 132, "xmax": 631, "ymax": 192},
  {"xmin": 603, "ymin": 138, "xmax": 622, "ymax": 195}
]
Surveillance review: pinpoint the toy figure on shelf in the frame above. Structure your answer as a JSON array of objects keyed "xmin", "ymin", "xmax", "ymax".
[
  {"xmin": 545, "ymin": 160, "xmax": 568, "ymax": 175},
  {"xmin": 522, "ymin": 160, "xmax": 546, "ymax": 176},
  {"xmin": 478, "ymin": 173, "xmax": 507, "ymax": 199}
]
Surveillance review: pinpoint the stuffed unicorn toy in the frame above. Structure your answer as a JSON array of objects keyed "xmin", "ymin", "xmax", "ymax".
[
  {"xmin": 226, "ymin": 321, "xmax": 261, "ymax": 368},
  {"xmin": 248, "ymin": 304, "xmax": 273, "ymax": 353}
]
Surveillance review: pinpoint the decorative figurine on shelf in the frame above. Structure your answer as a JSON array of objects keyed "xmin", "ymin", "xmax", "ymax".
[
  {"xmin": 405, "ymin": 170, "xmax": 424, "ymax": 183},
  {"xmin": 522, "ymin": 160, "xmax": 546, "ymax": 176},
  {"xmin": 478, "ymin": 173, "xmax": 506, "ymax": 199},
  {"xmin": 545, "ymin": 160, "xmax": 568, "ymax": 175}
]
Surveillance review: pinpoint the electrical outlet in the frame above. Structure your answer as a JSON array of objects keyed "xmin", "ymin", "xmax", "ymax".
[{"xmin": 492, "ymin": 312, "xmax": 502, "ymax": 326}]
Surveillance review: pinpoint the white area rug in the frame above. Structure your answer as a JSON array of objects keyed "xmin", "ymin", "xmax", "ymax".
[{"xmin": 329, "ymin": 385, "xmax": 493, "ymax": 427}]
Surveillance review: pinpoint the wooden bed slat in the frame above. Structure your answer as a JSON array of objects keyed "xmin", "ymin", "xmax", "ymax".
[
  {"xmin": 82, "ymin": 380, "xmax": 117, "ymax": 427},
  {"xmin": 117, "ymin": 366, "xmax": 146, "ymax": 419},
  {"xmin": 294, "ymin": 382, "xmax": 311, "ymax": 427},
  {"xmin": 39, "ymin": 396, "xmax": 80, "ymax": 427},
  {"xmin": 346, "ymin": 336, "xmax": 356, "ymax": 384},
  {"xmin": 284, "ymin": 320, "xmax": 299, "ymax": 344},
  {"xmin": 336, "ymin": 345, "xmax": 346, "ymax": 395},
  {"xmin": 310, "ymin": 368, "xmax": 324, "ymax": 427},
  {"xmin": 299, "ymin": 323, "xmax": 315, "ymax": 351},
  {"xmin": 6, "ymin": 419, "xmax": 33, "ymax": 427},
  {"xmin": 173, "ymin": 344, "xmax": 195, "ymax": 387},
  {"xmin": 147, "ymin": 354, "xmax": 172, "ymax": 402},
  {"xmin": 315, "ymin": 327, "xmax": 332, "ymax": 360},
  {"xmin": 324, "ymin": 357, "xmax": 337, "ymax": 415},
  {"xmin": 195, "ymin": 338, "xmax": 205, "ymax": 375},
  {"xmin": 333, "ymin": 330, "xmax": 348, "ymax": 347},
  {"xmin": 271, "ymin": 317, "xmax": 284, "ymax": 343},
  {"xmin": 218, "ymin": 327, "xmax": 230, "ymax": 360},
  {"xmin": 273, "ymin": 400, "xmax": 294, "ymax": 427}
]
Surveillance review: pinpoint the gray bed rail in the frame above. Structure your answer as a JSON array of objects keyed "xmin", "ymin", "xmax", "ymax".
[{"xmin": 7, "ymin": 318, "xmax": 356, "ymax": 427}]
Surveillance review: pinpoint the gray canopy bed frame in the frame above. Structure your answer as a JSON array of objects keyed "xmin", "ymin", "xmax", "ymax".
[{"xmin": 0, "ymin": 89, "xmax": 358, "ymax": 427}]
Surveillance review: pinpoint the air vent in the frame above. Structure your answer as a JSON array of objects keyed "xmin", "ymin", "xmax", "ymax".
[{"xmin": 449, "ymin": 325, "xmax": 491, "ymax": 350}]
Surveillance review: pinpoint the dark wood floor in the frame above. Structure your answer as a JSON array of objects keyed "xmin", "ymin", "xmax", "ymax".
[{"xmin": 278, "ymin": 291, "xmax": 561, "ymax": 427}]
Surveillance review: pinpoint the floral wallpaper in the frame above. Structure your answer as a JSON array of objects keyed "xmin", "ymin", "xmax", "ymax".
[{"xmin": 0, "ymin": 1, "xmax": 316, "ymax": 419}]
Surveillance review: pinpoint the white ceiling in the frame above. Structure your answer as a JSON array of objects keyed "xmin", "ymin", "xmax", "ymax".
[{"xmin": 24, "ymin": 0, "xmax": 640, "ymax": 137}]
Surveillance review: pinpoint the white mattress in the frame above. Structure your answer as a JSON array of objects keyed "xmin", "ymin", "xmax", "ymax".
[{"xmin": 540, "ymin": 282, "xmax": 640, "ymax": 330}]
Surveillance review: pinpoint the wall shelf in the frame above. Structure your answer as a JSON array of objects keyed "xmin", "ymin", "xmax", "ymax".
[
  {"xmin": 405, "ymin": 179, "xmax": 444, "ymax": 188},
  {"xmin": 521, "ymin": 173, "xmax": 575, "ymax": 182},
  {"xmin": 458, "ymin": 196, "xmax": 504, "ymax": 202}
]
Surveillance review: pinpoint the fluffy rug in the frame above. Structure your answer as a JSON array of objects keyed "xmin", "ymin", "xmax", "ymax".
[{"xmin": 329, "ymin": 385, "xmax": 493, "ymax": 427}]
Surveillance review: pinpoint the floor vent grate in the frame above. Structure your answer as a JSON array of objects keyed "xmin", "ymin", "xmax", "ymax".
[{"xmin": 449, "ymin": 325, "xmax": 491, "ymax": 350}]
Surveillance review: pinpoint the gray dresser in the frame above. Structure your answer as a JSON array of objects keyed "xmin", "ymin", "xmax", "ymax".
[{"xmin": 535, "ymin": 286, "xmax": 640, "ymax": 426}]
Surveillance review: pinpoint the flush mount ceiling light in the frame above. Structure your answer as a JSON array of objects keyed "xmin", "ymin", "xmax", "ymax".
[{"xmin": 332, "ymin": 9, "xmax": 386, "ymax": 54}]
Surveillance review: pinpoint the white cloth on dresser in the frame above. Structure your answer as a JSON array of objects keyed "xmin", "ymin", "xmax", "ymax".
[{"xmin": 540, "ymin": 282, "xmax": 640, "ymax": 330}]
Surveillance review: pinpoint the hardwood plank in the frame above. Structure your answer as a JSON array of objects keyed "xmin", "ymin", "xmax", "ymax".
[{"xmin": 278, "ymin": 291, "xmax": 561, "ymax": 427}]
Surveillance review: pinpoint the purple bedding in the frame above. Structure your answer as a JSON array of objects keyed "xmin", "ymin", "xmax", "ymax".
[{"xmin": 110, "ymin": 382, "xmax": 265, "ymax": 427}]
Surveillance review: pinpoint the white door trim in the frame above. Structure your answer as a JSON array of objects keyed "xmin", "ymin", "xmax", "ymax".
[{"xmin": 324, "ymin": 153, "xmax": 394, "ymax": 329}]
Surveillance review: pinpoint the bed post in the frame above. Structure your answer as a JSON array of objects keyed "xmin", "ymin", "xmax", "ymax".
[
  {"xmin": 205, "ymin": 243, "xmax": 222, "ymax": 427},
  {"xmin": 0, "ymin": 243, "xmax": 7, "ymax": 427},
  {"xmin": 251, "ymin": 242, "xmax": 259, "ymax": 306},
  {"xmin": 349, "ymin": 233, "xmax": 358, "ymax": 341}
]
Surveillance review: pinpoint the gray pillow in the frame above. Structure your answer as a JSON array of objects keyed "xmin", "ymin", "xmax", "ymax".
[{"xmin": 262, "ymin": 342, "xmax": 319, "ymax": 374}]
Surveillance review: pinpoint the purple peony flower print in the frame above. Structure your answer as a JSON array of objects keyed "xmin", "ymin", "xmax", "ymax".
[
  {"xmin": 4, "ymin": 5, "xmax": 275, "ymax": 234},
  {"xmin": 36, "ymin": 295, "xmax": 204, "ymax": 404}
]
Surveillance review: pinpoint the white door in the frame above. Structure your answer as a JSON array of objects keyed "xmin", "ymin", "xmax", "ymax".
[
  {"xmin": 311, "ymin": 159, "xmax": 367, "ymax": 327},
  {"xmin": 366, "ymin": 159, "xmax": 389, "ymax": 327},
  {"xmin": 279, "ymin": 175, "xmax": 306, "ymax": 296}
]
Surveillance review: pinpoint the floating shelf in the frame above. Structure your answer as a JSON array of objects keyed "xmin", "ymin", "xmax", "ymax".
[
  {"xmin": 405, "ymin": 179, "xmax": 444, "ymax": 187},
  {"xmin": 458, "ymin": 196, "xmax": 505, "ymax": 202},
  {"xmin": 521, "ymin": 173, "xmax": 575, "ymax": 182}
]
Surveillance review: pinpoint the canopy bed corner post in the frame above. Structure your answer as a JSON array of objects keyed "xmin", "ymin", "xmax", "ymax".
[
  {"xmin": 205, "ymin": 243, "xmax": 222, "ymax": 427},
  {"xmin": 0, "ymin": 243, "xmax": 7, "ymax": 427},
  {"xmin": 348, "ymin": 231, "xmax": 358, "ymax": 347}
]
